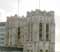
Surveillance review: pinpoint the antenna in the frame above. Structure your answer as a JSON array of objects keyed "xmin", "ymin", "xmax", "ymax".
[
  {"xmin": 39, "ymin": 0, "xmax": 40, "ymax": 9},
  {"xmin": 18, "ymin": 0, "xmax": 19, "ymax": 16}
]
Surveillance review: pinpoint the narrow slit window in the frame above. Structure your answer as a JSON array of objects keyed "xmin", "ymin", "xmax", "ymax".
[
  {"xmin": 46, "ymin": 50, "xmax": 48, "ymax": 52},
  {"xmin": 40, "ymin": 49, "xmax": 43, "ymax": 52},
  {"xmin": 46, "ymin": 24, "xmax": 49, "ymax": 41},
  {"xmin": 39, "ymin": 23, "xmax": 42, "ymax": 41},
  {"xmin": 18, "ymin": 27, "xmax": 20, "ymax": 39}
]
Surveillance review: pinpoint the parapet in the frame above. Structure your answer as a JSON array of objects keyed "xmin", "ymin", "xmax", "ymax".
[{"xmin": 27, "ymin": 9, "xmax": 54, "ymax": 17}]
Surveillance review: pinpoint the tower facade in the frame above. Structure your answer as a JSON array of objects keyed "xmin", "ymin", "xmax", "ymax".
[
  {"xmin": 23, "ymin": 9, "xmax": 55, "ymax": 52},
  {"xmin": 5, "ymin": 9, "xmax": 55, "ymax": 52}
]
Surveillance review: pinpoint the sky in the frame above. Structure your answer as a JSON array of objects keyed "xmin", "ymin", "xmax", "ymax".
[{"xmin": 0, "ymin": 0, "xmax": 60, "ymax": 51}]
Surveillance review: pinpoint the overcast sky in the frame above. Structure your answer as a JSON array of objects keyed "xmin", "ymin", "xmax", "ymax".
[{"xmin": 0, "ymin": 0, "xmax": 60, "ymax": 51}]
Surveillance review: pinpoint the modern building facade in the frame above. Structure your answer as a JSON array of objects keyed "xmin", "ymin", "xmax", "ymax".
[
  {"xmin": 0, "ymin": 9, "xmax": 55, "ymax": 52},
  {"xmin": 0, "ymin": 19, "xmax": 23, "ymax": 52},
  {"xmin": 0, "ymin": 22, "xmax": 6, "ymax": 46}
]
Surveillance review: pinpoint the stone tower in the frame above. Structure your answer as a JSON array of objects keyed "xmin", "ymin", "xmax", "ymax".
[
  {"xmin": 23, "ymin": 9, "xmax": 55, "ymax": 52},
  {"xmin": 5, "ymin": 9, "xmax": 55, "ymax": 52}
]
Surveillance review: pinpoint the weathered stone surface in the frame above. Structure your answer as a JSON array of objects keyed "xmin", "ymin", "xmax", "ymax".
[{"xmin": 4, "ymin": 9, "xmax": 55, "ymax": 52}]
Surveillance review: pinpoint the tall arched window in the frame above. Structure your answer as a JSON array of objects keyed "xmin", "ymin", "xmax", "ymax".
[
  {"xmin": 18, "ymin": 27, "xmax": 20, "ymax": 39},
  {"xmin": 39, "ymin": 23, "xmax": 42, "ymax": 41},
  {"xmin": 30, "ymin": 17, "xmax": 33, "ymax": 41},
  {"xmin": 46, "ymin": 24, "xmax": 49, "ymax": 41},
  {"xmin": 27, "ymin": 50, "xmax": 29, "ymax": 52},
  {"xmin": 46, "ymin": 50, "xmax": 48, "ymax": 52},
  {"xmin": 40, "ymin": 49, "xmax": 43, "ymax": 52}
]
